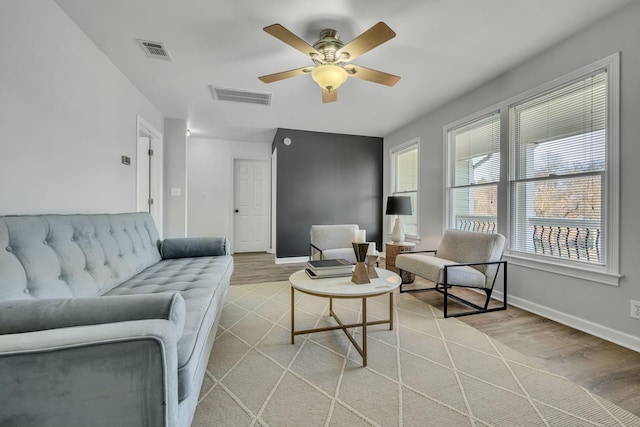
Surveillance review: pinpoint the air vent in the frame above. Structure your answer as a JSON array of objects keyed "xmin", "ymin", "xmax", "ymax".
[
  {"xmin": 209, "ymin": 86, "xmax": 272, "ymax": 106},
  {"xmin": 137, "ymin": 39, "xmax": 172, "ymax": 61}
]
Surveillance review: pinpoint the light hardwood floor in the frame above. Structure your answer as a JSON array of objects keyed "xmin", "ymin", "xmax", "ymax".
[{"xmin": 230, "ymin": 252, "xmax": 640, "ymax": 417}]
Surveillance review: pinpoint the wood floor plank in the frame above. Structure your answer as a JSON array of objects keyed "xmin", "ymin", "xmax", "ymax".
[{"xmin": 229, "ymin": 252, "xmax": 640, "ymax": 417}]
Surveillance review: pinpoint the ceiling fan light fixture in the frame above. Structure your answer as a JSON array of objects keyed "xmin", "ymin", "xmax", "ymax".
[{"xmin": 311, "ymin": 64, "xmax": 348, "ymax": 91}]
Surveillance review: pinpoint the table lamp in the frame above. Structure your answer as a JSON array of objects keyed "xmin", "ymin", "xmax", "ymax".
[{"xmin": 386, "ymin": 196, "xmax": 412, "ymax": 243}]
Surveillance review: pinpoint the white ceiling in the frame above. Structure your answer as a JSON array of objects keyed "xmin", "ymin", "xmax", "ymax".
[{"xmin": 54, "ymin": 0, "xmax": 636, "ymax": 143}]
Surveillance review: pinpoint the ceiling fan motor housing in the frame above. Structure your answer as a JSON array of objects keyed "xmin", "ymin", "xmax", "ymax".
[{"xmin": 312, "ymin": 29, "xmax": 346, "ymax": 64}]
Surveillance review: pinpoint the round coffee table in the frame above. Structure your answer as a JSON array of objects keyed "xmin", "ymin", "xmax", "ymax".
[{"xmin": 289, "ymin": 268, "xmax": 401, "ymax": 367}]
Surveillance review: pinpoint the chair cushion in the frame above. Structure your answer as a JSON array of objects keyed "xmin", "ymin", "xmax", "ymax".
[
  {"xmin": 395, "ymin": 253, "xmax": 486, "ymax": 288},
  {"xmin": 320, "ymin": 248, "xmax": 357, "ymax": 264}
]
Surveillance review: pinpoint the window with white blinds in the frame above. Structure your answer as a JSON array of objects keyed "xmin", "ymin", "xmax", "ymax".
[
  {"xmin": 443, "ymin": 54, "xmax": 619, "ymax": 283},
  {"xmin": 447, "ymin": 112, "xmax": 500, "ymax": 233},
  {"xmin": 509, "ymin": 71, "xmax": 607, "ymax": 264},
  {"xmin": 391, "ymin": 140, "xmax": 419, "ymax": 237}
]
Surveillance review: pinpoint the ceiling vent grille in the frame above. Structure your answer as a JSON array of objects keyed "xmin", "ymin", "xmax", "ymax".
[
  {"xmin": 137, "ymin": 39, "xmax": 172, "ymax": 61},
  {"xmin": 209, "ymin": 86, "xmax": 272, "ymax": 106}
]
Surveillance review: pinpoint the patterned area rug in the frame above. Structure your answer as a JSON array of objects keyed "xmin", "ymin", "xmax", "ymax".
[{"xmin": 193, "ymin": 281, "xmax": 640, "ymax": 427}]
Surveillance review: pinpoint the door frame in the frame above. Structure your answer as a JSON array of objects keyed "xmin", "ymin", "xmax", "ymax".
[
  {"xmin": 231, "ymin": 156, "xmax": 271, "ymax": 254},
  {"xmin": 136, "ymin": 115, "xmax": 163, "ymax": 237}
]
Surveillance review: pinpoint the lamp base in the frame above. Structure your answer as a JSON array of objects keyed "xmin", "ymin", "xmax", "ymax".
[{"xmin": 391, "ymin": 216, "xmax": 405, "ymax": 243}]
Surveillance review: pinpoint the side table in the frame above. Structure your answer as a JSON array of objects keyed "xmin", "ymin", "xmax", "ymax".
[{"xmin": 385, "ymin": 242, "xmax": 416, "ymax": 284}]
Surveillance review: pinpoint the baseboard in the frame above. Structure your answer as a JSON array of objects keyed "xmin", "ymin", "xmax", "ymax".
[
  {"xmin": 491, "ymin": 290, "xmax": 640, "ymax": 353},
  {"xmin": 274, "ymin": 256, "xmax": 308, "ymax": 265}
]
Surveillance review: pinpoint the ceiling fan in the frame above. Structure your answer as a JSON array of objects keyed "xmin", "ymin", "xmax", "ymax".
[{"xmin": 258, "ymin": 22, "xmax": 400, "ymax": 103}]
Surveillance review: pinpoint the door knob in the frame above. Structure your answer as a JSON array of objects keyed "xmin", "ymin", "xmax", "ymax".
[{"xmin": 235, "ymin": 209, "xmax": 239, "ymax": 213}]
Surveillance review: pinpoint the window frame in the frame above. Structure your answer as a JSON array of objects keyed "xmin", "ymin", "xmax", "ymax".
[
  {"xmin": 444, "ymin": 110, "xmax": 501, "ymax": 235},
  {"xmin": 390, "ymin": 137, "xmax": 420, "ymax": 239},
  {"xmin": 443, "ymin": 53, "xmax": 620, "ymax": 286}
]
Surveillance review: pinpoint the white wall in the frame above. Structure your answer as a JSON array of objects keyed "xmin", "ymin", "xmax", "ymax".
[
  {"xmin": 186, "ymin": 137, "xmax": 271, "ymax": 244},
  {"xmin": 384, "ymin": 1, "xmax": 640, "ymax": 350},
  {"xmin": 163, "ymin": 118, "xmax": 187, "ymax": 238},
  {"xmin": 0, "ymin": 0, "xmax": 163, "ymax": 215}
]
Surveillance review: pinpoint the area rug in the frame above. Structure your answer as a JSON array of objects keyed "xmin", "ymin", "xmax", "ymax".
[{"xmin": 193, "ymin": 281, "xmax": 640, "ymax": 427}]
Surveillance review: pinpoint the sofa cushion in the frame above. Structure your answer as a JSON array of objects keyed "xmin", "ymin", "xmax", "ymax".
[
  {"xmin": 106, "ymin": 254, "xmax": 234, "ymax": 402},
  {"xmin": 0, "ymin": 293, "xmax": 186, "ymax": 337},
  {"xmin": 161, "ymin": 237, "xmax": 229, "ymax": 259},
  {"xmin": 0, "ymin": 213, "xmax": 161, "ymax": 300}
]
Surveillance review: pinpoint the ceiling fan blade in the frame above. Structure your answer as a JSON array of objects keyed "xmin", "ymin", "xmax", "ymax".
[
  {"xmin": 322, "ymin": 88, "xmax": 337, "ymax": 103},
  {"xmin": 336, "ymin": 22, "xmax": 396, "ymax": 62},
  {"xmin": 346, "ymin": 64, "xmax": 400, "ymax": 86},
  {"xmin": 263, "ymin": 24, "xmax": 320, "ymax": 57},
  {"xmin": 259, "ymin": 67, "xmax": 313, "ymax": 83}
]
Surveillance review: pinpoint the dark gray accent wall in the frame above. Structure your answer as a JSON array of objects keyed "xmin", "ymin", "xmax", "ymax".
[{"xmin": 274, "ymin": 128, "xmax": 383, "ymax": 258}]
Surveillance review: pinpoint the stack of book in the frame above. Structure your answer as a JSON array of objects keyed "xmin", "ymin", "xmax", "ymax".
[{"xmin": 305, "ymin": 258, "xmax": 353, "ymax": 279}]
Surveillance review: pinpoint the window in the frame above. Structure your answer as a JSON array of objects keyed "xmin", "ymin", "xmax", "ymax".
[
  {"xmin": 446, "ymin": 112, "xmax": 500, "ymax": 233},
  {"xmin": 444, "ymin": 54, "xmax": 620, "ymax": 284},
  {"xmin": 510, "ymin": 71, "xmax": 607, "ymax": 265},
  {"xmin": 391, "ymin": 139, "xmax": 419, "ymax": 237}
]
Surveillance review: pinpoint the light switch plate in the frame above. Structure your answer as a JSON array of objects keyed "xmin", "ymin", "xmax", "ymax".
[{"xmin": 171, "ymin": 188, "xmax": 181, "ymax": 197}]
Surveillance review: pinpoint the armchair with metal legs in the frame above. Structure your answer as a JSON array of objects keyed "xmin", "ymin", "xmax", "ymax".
[
  {"xmin": 395, "ymin": 229, "xmax": 507, "ymax": 318},
  {"xmin": 309, "ymin": 224, "xmax": 360, "ymax": 264}
]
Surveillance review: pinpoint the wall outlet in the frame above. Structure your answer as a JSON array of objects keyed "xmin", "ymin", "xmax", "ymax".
[{"xmin": 631, "ymin": 300, "xmax": 640, "ymax": 320}]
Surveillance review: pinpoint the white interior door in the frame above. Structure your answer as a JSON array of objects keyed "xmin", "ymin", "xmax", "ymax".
[
  {"xmin": 136, "ymin": 134, "xmax": 163, "ymax": 234},
  {"xmin": 234, "ymin": 159, "xmax": 269, "ymax": 253},
  {"xmin": 136, "ymin": 115, "xmax": 163, "ymax": 237}
]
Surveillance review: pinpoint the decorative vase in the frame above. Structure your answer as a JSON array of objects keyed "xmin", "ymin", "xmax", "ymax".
[
  {"xmin": 367, "ymin": 254, "xmax": 379, "ymax": 279},
  {"xmin": 351, "ymin": 242, "xmax": 370, "ymax": 284}
]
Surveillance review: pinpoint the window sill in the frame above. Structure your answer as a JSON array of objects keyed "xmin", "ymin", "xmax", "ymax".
[{"xmin": 503, "ymin": 252, "xmax": 622, "ymax": 286}]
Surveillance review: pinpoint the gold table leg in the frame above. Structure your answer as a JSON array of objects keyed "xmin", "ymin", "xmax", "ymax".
[
  {"xmin": 362, "ymin": 297, "xmax": 367, "ymax": 366},
  {"xmin": 389, "ymin": 291, "xmax": 394, "ymax": 330},
  {"xmin": 290, "ymin": 288, "xmax": 396, "ymax": 367},
  {"xmin": 291, "ymin": 286, "xmax": 295, "ymax": 344}
]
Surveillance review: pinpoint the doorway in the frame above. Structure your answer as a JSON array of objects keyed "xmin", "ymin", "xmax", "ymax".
[
  {"xmin": 233, "ymin": 158, "xmax": 269, "ymax": 253},
  {"xmin": 136, "ymin": 115, "xmax": 163, "ymax": 236}
]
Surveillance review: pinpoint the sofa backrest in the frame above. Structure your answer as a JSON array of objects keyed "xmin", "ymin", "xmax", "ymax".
[{"xmin": 0, "ymin": 213, "xmax": 162, "ymax": 300}]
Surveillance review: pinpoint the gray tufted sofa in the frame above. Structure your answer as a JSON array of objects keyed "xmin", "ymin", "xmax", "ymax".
[{"xmin": 0, "ymin": 212, "xmax": 233, "ymax": 427}]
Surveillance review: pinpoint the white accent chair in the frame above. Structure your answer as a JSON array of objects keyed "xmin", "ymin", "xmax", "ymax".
[
  {"xmin": 395, "ymin": 229, "xmax": 507, "ymax": 318},
  {"xmin": 309, "ymin": 224, "xmax": 359, "ymax": 264}
]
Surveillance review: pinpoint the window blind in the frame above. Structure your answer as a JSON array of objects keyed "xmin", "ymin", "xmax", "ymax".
[
  {"xmin": 393, "ymin": 144, "xmax": 418, "ymax": 237},
  {"xmin": 509, "ymin": 70, "xmax": 607, "ymax": 264},
  {"xmin": 448, "ymin": 112, "xmax": 500, "ymax": 233}
]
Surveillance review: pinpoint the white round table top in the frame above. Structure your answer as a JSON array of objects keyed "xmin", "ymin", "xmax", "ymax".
[{"xmin": 289, "ymin": 268, "xmax": 401, "ymax": 298}]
